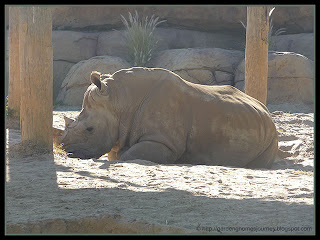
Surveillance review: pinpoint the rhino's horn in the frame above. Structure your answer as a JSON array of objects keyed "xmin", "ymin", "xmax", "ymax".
[{"xmin": 64, "ymin": 116, "xmax": 74, "ymax": 127}]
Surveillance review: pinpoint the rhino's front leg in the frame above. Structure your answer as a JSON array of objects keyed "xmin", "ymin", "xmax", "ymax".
[
  {"xmin": 108, "ymin": 147, "xmax": 129, "ymax": 161},
  {"xmin": 120, "ymin": 141, "xmax": 176, "ymax": 164},
  {"xmin": 107, "ymin": 150, "xmax": 119, "ymax": 161}
]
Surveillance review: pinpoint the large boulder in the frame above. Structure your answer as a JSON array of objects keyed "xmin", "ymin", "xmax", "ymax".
[
  {"xmin": 53, "ymin": 61, "xmax": 75, "ymax": 101},
  {"xmin": 270, "ymin": 33, "xmax": 314, "ymax": 60},
  {"xmin": 234, "ymin": 52, "xmax": 314, "ymax": 104},
  {"xmin": 56, "ymin": 56, "xmax": 131, "ymax": 105},
  {"xmin": 150, "ymin": 48, "xmax": 244, "ymax": 85},
  {"xmin": 52, "ymin": 31, "xmax": 98, "ymax": 63}
]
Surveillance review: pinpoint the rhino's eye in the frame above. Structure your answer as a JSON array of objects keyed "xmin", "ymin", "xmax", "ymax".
[{"xmin": 86, "ymin": 127, "xmax": 94, "ymax": 132}]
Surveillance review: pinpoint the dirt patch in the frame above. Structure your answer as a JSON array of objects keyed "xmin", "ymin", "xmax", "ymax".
[
  {"xmin": 5, "ymin": 104, "xmax": 314, "ymax": 234},
  {"xmin": 7, "ymin": 140, "xmax": 52, "ymax": 159},
  {"xmin": 5, "ymin": 116, "xmax": 20, "ymax": 130}
]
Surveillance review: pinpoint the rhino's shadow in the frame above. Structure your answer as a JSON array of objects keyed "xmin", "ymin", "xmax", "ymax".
[
  {"xmin": 94, "ymin": 158, "xmax": 158, "ymax": 170},
  {"xmin": 93, "ymin": 156, "xmax": 314, "ymax": 172}
]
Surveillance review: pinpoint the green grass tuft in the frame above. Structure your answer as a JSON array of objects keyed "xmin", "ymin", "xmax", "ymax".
[{"xmin": 121, "ymin": 10, "xmax": 166, "ymax": 67}]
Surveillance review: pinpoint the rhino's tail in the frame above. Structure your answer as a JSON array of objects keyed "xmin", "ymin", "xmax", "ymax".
[{"xmin": 245, "ymin": 135, "xmax": 278, "ymax": 169}]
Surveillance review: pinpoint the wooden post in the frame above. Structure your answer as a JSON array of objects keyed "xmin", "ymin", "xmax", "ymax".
[
  {"xmin": 8, "ymin": 7, "xmax": 20, "ymax": 117},
  {"xmin": 19, "ymin": 7, "xmax": 53, "ymax": 150},
  {"xmin": 245, "ymin": 6, "xmax": 269, "ymax": 105}
]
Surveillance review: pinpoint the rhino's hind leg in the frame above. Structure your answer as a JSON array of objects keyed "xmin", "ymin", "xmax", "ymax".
[
  {"xmin": 244, "ymin": 136, "xmax": 278, "ymax": 169},
  {"xmin": 120, "ymin": 141, "xmax": 176, "ymax": 164}
]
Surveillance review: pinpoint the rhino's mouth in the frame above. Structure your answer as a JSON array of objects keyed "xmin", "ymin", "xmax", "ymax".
[
  {"xmin": 64, "ymin": 145, "xmax": 101, "ymax": 159},
  {"xmin": 68, "ymin": 151, "xmax": 92, "ymax": 159}
]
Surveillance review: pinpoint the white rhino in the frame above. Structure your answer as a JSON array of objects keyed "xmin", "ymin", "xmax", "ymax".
[{"xmin": 60, "ymin": 67, "xmax": 278, "ymax": 168}]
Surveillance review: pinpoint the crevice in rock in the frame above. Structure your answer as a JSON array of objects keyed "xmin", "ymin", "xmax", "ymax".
[
  {"xmin": 54, "ymin": 59, "xmax": 78, "ymax": 64},
  {"xmin": 73, "ymin": 36, "xmax": 98, "ymax": 43},
  {"xmin": 174, "ymin": 67, "xmax": 233, "ymax": 75}
]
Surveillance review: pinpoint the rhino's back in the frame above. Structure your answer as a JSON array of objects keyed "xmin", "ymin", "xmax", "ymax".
[{"xmin": 176, "ymin": 83, "xmax": 278, "ymax": 167}]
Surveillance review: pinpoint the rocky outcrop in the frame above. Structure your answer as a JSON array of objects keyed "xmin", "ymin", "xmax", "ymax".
[
  {"xmin": 234, "ymin": 52, "xmax": 314, "ymax": 104},
  {"xmin": 56, "ymin": 56, "xmax": 130, "ymax": 105},
  {"xmin": 150, "ymin": 48, "xmax": 244, "ymax": 85}
]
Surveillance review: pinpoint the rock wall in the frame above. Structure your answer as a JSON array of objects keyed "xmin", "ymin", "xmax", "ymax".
[
  {"xmin": 5, "ymin": 6, "xmax": 314, "ymax": 33},
  {"xmin": 49, "ymin": 6, "xmax": 313, "ymax": 34}
]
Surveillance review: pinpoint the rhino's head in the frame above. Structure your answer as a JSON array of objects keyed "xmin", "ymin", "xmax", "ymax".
[{"xmin": 60, "ymin": 71, "xmax": 119, "ymax": 159}]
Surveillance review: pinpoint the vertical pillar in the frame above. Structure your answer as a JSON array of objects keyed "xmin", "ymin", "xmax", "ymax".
[
  {"xmin": 8, "ymin": 7, "xmax": 20, "ymax": 117},
  {"xmin": 245, "ymin": 6, "xmax": 269, "ymax": 105},
  {"xmin": 19, "ymin": 6, "xmax": 53, "ymax": 150}
]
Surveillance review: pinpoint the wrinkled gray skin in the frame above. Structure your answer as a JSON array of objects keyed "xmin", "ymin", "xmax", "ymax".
[{"xmin": 60, "ymin": 67, "xmax": 278, "ymax": 168}]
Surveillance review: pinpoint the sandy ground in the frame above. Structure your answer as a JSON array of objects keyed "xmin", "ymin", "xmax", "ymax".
[{"xmin": 5, "ymin": 103, "xmax": 314, "ymax": 234}]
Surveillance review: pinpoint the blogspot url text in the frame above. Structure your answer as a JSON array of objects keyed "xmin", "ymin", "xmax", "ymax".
[{"xmin": 196, "ymin": 224, "xmax": 313, "ymax": 233}]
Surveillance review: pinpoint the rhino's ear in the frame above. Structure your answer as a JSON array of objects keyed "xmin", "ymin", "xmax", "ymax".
[
  {"xmin": 64, "ymin": 116, "xmax": 74, "ymax": 128},
  {"xmin": 91, "ymin": 71, "xmax": 110, "ymax": 95},
  {"xmin": 91, "ymin": 71, "xmax": 102, "ymax": 90}
]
